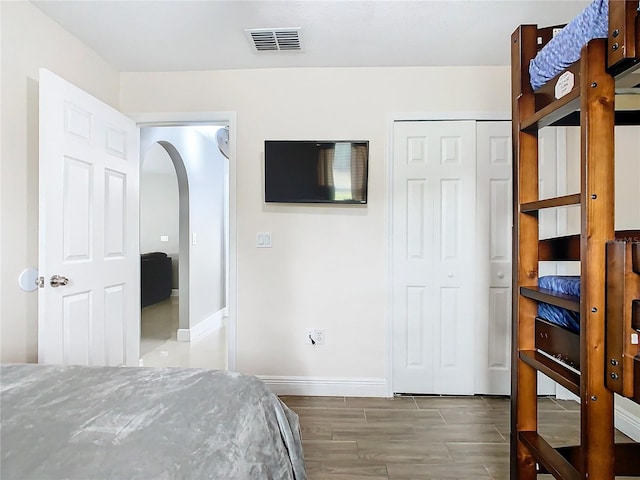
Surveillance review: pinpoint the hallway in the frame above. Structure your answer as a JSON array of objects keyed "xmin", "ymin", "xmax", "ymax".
[{"xmin": 140, "ymin": 297, "xmax": 227, "ymax": 370}]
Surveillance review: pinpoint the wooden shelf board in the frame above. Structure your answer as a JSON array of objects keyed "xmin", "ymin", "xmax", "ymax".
[
  {"xmin": 538, "ymin": 231, "xmax": 640, "ymax": 262},
  {"xmin": 519, "ymin": 431, "xmax": 582, "ymax": 480},
  {"xmin": 520, "ymin": 286, "xmax": 580, "ymax": 312},
  {"xmin": 535, "ymin": 317, "xmax": 580, "ymax": 369},
  {"xmin": 520, "ymin": 350, "xmax": 580, "ymax": 396},
  {"xmin": 520, "ymin": 90, "xmax": 580, "ymax": 131},
  {"xmin": 521, "ymin": 194, "xmax": 581, "ymax": 213},
  {"xmin": 548, "ymin": 109, "xmax": 640, "ymax": 127},
  {"xmin": 555, "ymin": 443, "xmax": 640, "ymax": 476}
]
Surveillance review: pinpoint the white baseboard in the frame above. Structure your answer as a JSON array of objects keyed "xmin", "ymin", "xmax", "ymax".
[
  {"xmin": 177, "ymin": 308, "xmax": 226, "ymax": 342},
  {"xmin": 615, "ymin": 396, "xmax": 640, "ymax": 442},
  {"xmin": 555, "ymin": 384, "xmax": 580, "ymax": 402},
  {"xmin": 171, "ymin": 289, "xmax": 179, "ymax": 297},
  {"xmin": 258, "ymin": 375, "xmax": 388, "ymax": 397},
  {"xmin": 552, "ymin": 390, "xmax": 640, "ymax": 442}
]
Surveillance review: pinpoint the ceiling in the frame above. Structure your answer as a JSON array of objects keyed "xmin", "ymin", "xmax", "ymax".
[
  {"xmin": 32, "ymin": 0, "xmax": 589, "ymax": 72},
  {"xmin": 31, "ymin": 0, "xmax": 594, "ymax": 72}
]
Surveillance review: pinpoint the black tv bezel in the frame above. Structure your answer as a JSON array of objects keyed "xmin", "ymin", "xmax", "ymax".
[{"xmin": 263, "ymin": 140, "xmax": 369, "ymax": 205}]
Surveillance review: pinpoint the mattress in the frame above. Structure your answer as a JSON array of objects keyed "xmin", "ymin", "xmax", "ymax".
[
  {"xmin": 0, "ymin": 364, "xmax": 307, "ymax": 480},
  {"xmin": 529, "ymin": 0, "xmax": 609, "ymax": 90},
  {"xmin": 537, "ymin": 275, "xmax": 581, "ymax": 333}
]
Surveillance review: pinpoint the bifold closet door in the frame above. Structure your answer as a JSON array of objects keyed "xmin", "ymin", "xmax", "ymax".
[
  {"xmin": 391, "ymin": 121, "xmax": 476, "ymax": 395},
  {"xmin": 474, "ymin": 121, "xmax": 512, "ymax": 395}
]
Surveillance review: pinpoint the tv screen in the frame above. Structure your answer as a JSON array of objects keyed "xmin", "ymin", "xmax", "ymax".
[{"xmin": 264, "ymin": 140, "xmax": 369, "ymax": 204}]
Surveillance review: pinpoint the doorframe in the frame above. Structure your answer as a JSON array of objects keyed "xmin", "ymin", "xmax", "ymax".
[
  {"xmin": 130, "ymin": 111, "xmax": 238, "ymax": 371},
  {"xmin": 385, "ymin": 111, "xmax": 510, "ymax": 396}
]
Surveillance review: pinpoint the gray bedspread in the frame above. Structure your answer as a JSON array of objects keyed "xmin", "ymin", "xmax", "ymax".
[{"xmin": 0, "ymin": 364, "xmax": 306, "ymax": 480}]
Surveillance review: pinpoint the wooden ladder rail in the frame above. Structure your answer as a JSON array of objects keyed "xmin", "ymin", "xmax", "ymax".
[
  {"xmin": 511, "ymin": 27, "xmax": 617, "ymax": 480},
  {"xmin": 577, "ymin": 36, "xmax": 616, "ymax": 480},
  {"xmin": 511, "ymin": 24, "xmax": 539, "ymax": 480}
]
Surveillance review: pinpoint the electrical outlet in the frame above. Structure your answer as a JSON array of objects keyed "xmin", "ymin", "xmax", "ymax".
[
  {"xmin": 306, "ymin": 329, "xmax": 325, "ymax": 345},
  {"xmin": 306, "ymin": 329, "xmax": 315, "ymax": 345}
]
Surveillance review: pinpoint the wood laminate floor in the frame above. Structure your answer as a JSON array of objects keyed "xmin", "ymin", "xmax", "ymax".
[{"xmin": 279, "ymin": 395, "xmax": 635, "ymax": 480}]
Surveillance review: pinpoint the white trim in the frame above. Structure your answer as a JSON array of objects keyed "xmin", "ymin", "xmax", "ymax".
[
  {"xmin": 130, "ymin": 111, "xmax": 238, "ymax": 371},
  {"xmin": 177, "ymin": 308, "xmax": 226, "ymax": 342},
  {"xmin": 384, "ymin": 118, "xmax": 396, "ymax": 398},
  {"xmin": 615, "ymin": 396, "xmax": 640, "ymax": 442},
  {"xmin": 129, "ymin": 111, "xmax": 237, "ymax": 126},
  {"xmin": 615, "ymin": 406, "xmax": 640, "ymax": 442},
  {"xmin": 385, "ymin": 111, "xmax": 510, "ymax": 396},
  {"xmin": 555, "ymin": 384, "xmax": 579, "ymax": 401},
  {"xmin": 552, "ymin": 392, "xmax": 640, "ymax": 442},
  {"xmin": 259, "ymin": 376, "xmax": 388, "ymax": 397},
  {"xmin": 388, "ymin": 111, "xmax": 511, "ymax": 123}
]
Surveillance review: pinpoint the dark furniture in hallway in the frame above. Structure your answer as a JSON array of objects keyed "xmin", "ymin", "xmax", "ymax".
[{"xmin": 141, "ymin": 252, "xmax": 172, "ymax": 308}]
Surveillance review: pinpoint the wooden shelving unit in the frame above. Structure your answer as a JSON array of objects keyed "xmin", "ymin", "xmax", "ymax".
[{"xmin": 510, "ymin": 2, "xmax": 640, "ymax": 478}]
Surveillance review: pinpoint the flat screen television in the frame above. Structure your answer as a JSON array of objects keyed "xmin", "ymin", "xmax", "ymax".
[{"xmin": 264, "ymin": 140, "xmax": 369, "ymax": 204}]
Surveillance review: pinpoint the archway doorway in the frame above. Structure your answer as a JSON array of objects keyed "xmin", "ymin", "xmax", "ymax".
[{"xmin": 139, "ymin": 125, "xmax": 229, "ymax": 370}]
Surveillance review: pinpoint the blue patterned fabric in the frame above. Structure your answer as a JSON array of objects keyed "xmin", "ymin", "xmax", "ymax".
[
  {"xmin": 537, "ymin": 275, "xmax": 581, "ymax": 332},
  {"xmin": 529, "ymin": 0, "xmax": 609, "ymax": 90},
  {"xmin": 538, "ymin": 275, "xmax": 581, "ymax": 297}
]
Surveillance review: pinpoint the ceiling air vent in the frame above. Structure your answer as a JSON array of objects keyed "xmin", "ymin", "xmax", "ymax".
[{"xmin": 245, "ymin": 28, "xmax": 302, "ymax": 52}]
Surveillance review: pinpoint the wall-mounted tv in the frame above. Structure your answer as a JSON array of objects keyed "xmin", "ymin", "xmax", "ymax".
[{"xmin": 264, "ymin": 140, "xmax": 369, "ymax": 204}]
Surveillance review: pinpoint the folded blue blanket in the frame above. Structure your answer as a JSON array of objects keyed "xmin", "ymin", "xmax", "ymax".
[
  {"xmin": 538, "ymin": 275, "xmax": 581, "ymax": 332},
  {"xmin": 538, "ymin": 275, "xmax": 581, "ymax": 297},
  {"xmin": 529, "ymin": 0, "xmax": 609, "ymax": 90}
]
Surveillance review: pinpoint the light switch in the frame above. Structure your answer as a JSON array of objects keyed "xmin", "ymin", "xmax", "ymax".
[
  {"xmin": 160, "ymin": 235, "xmax": 169, "ymax": 242},
  {"xmin": 257, "ymin": 232, "xmax": 272, "ymax": 248},
  {"xmin": 192, "ymin": 233, "xmax": 197, "ymax": 245}
]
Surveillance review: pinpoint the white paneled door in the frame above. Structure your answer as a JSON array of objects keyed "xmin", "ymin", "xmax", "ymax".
[
  {"xmin": 39, "ymin": 69, "xmax": 140, "ymax": 366},
  {"xmin": 475, "ymin": 122, "xmax": 512, "ymax": 395},
  {"xmin": 392, "ymin": 121, "xmax": 477, "ymax": 395}
]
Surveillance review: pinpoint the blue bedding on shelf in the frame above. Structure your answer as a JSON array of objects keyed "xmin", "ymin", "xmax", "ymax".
[
  {"xmin": 529, "ymin": 0, "xmax": 609, "ymax": 90},
  {"xmin": 537, "ymin": 275, "xmax": 581, "ymax": 333}
]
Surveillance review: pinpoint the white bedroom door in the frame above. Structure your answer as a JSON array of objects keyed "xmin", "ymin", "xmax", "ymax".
[
  {"xmin": 391, "ymin": 120, "xmax": 477, "ymax": 395},
  {"xmin": 38, "ymin": 69, "xmax": 140, "ymax": 366},
  {"xmin": 474, "ymin": 121, "xmax": 512, "ymax": 395}
]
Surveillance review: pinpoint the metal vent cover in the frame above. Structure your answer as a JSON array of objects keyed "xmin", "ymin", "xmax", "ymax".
[{"xmin": 245, "ymin": 28, "xmax": 302, "ymax": 52}]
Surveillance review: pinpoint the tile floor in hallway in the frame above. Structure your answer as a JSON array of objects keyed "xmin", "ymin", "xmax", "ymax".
[
  {"xmin": 139, "ymin": 297, "xmax": 227, "ymax": 370},
  {"xmin": 279, "ymin": 395, "xmax": 635, "ymax": 480}
]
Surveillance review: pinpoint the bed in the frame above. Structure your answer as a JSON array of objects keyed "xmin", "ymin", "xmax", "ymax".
[
  {"xmin": 511, "ymin": 0, "xmax": 640, "ymax": 478},
  {"xmin": 0, "ymin": 364, "xmax": 307, "ymax": 480},
  {"xmin": 537, "ymin": 276, "xmax": 581, "ymax": 333},
  {"xmin": 529, "ymin": 0, "xmax": 609, "ymax": 90}
]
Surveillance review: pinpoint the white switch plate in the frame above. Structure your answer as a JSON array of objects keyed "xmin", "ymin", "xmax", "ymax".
[
  {"xmin": 192, "ymin": 233, "xmax": 197, "ymax": 245},
  {"xmin": 160, "ymin": 235, "xmax": 169, "ymax": 242},
  {"xmin": 257, "ymin": 232, "xmax": 272, "ymax": 248}
]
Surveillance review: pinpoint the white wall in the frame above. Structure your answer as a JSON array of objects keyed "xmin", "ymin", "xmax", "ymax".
[
  {"xmin": 140, "ymin": 127, "xmax": 226, "ymax": 331},
  {"xmin": 140, "ymin": 143, "xmax": 180, "ymax": 289},
  {"xmin": 566, "ymin": 125, "xmax": 640, "ymax": 230},
  {"xmin": 121, "ymin": 67, "xmax": 511, "ymax": 380},
  {"xmin": 558, "ymin": 126, "xmax": 640, "ymax": 433},
  {"xmin": 0, "ymin": 0, "xmax": 120, "ymax": 363},
  {"xmin": 614, "ymin": 126, "xmax": 640, "ymax": 230}
]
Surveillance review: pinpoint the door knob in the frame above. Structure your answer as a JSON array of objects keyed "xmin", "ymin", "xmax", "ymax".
[
  {"xmin": 50, "ymin": 275, "xmax": 69, "ymax": 287},
  {"xmin": 497, "ymin": 272, "xmax": 505, "ymax": 279}
]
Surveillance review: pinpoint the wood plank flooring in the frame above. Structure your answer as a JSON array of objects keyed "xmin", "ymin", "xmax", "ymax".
[{"xmin": 279, "ymin": 395, "xmax": 634, "ymax": 480}]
